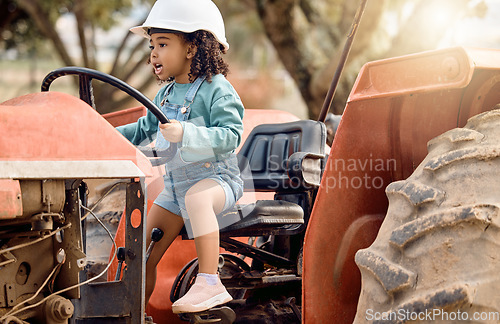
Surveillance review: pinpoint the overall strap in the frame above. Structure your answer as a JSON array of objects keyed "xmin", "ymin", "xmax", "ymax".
[
  {"xmin": 180, "ymin": 75, "xmax": 207, "ymax": 120},
  {"xmin": 165, "ymin": 82, "xmax": 175, "ymax": 93},
  {"xmin": 184, "ymin": 75, "xmax": 207, "ymax": 105},
  {"xmin": 160, "ymin": 82, "xmax": 175, "ymax": 106},
  {"xmin": 160, "ymin": 76, "xmax": 204, "ymax": 107}
]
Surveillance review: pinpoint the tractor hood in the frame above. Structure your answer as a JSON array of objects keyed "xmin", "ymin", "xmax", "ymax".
[{"xmin": 0, "ymin": 91, "xmax": 153, "ymax": 179}]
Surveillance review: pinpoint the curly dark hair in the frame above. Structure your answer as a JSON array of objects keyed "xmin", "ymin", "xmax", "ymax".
[{"xmin": 149, "ymin": 30, "xmax": 229, "ymax": 83}]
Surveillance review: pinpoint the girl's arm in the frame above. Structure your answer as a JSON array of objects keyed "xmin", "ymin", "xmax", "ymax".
[
  {"xmin": 116, "ymin": 110, "xmax": 159, "ymax": 146},
  {"xmin": 116, "ymin": 87, "xmax": 166, "ymax": 145},
  {"xmin": 180, "ymin": 94, "xmax": 244, "ymax": 159}
]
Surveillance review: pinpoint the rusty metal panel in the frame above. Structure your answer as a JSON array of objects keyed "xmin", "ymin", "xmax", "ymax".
[
  {"xmin": 71, "ymin": 179, "xmax": 145, "ymax": 323},
  {"xmin": 0, "ymin": 179, "xmax": 22, "ymax": 219},
  {"xmin": 103, "ymin": 106, "xmax": 148, "ymax": 128}
]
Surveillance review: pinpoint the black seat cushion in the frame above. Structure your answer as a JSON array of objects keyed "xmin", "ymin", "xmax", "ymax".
[
  {"xmin": 179, "ymin": 199, "xmax": 304, "ymax": 239},
  {"xmin": 218, "ymin": 200, "xmax": 304, "ymax": 234},
  {"xmin": 180, "ymin": 200, "xmax": 304, "ymax": 239},
  {"xmin": 219, "ymin": 200, "xmax": 304, "ymax": 233}
]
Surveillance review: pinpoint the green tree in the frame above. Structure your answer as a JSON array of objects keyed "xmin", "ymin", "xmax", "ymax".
[{"xmin": 1, "ymin": 1, "xmax": 42, "ymax": 52}]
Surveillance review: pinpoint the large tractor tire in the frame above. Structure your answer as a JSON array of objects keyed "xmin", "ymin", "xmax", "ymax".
[{"xmin": 354, "ymin": 108, "xmax": 500, "ymax": 323}]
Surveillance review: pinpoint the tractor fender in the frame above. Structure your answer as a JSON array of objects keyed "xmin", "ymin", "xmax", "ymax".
[{"xmin": 302, "ymin": 47, "xmax": 500, "ymax": 324}]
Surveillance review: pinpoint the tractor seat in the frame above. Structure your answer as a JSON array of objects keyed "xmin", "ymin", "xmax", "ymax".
[
  {"xmin": 220, "ymin": 120, "xmax": 326, "ymax": 237},
  {"xmin": 180, "ymin": 120, "xmax": 325, "ymax": 239}
]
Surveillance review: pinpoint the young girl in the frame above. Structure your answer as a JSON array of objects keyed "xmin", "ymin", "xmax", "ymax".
[{"xmin": 117, "ymin": 0, "xmax": 244, "ymax": 315}]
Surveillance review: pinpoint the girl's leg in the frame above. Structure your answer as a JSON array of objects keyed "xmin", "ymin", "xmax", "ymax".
[
  {"xmin": 170, "ymin": 179, "xmax": 232, "ymax": 313},
  {"xmin": 184, "ymin": 178, "xmax": 226, "ymax": 274},
  {"xmin": 145, "ymin": 204, "xmax": 185, "ymax": 305}
]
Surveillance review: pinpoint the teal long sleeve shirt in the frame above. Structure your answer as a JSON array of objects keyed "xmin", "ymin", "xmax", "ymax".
[{"xmin": 116, "ymin": 74, "xmax": 244, "ymax": 162}]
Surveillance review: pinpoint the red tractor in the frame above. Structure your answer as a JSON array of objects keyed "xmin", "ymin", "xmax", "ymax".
[{"xmin": 1, "ymin": 40, "xmax": 500, "ymax": 324}]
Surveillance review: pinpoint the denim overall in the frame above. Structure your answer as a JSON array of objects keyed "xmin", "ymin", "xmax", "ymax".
[{"xmin": 153, "ymin": 76, "xmax": 244, "ymax": 229}]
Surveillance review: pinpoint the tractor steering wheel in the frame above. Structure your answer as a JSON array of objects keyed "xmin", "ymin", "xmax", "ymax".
[{"xmin": 41, "ymin": 66, "xmax": 176, "ymax": 165}]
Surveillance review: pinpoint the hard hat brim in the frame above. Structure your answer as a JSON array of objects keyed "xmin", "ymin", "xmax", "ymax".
[{"xmin": 129, "ymin": 25, "xmax": 229, "ymax": 51}]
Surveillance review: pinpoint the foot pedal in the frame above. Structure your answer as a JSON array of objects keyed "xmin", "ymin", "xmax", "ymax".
[{"xmin": 181, "ymin": 306, "xmax": 236, "ymax": 324}]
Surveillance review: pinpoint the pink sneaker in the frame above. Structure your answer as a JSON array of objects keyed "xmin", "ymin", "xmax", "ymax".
[{"xmin": 172, "ymin": 275, "xmax": 233, "ymax": 313}]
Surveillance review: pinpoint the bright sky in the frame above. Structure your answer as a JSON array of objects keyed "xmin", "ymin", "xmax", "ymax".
[{"xmin": 429, "ymin": 0, "xmax": 500, "ymax": 48}]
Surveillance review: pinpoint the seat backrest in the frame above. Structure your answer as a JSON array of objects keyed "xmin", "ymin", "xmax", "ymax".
[{"xmin": 238, "ymin": 120, "xmax": 326, "ymax": 192}]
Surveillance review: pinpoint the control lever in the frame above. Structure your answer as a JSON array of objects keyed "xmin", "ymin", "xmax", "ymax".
[
  {"xmin": 146, "ymin": 228, "xmax": 164, "ymax": 262},
  {"xmin": 114, "ymin": 247, "xmax": 126, "ymax": 281}
]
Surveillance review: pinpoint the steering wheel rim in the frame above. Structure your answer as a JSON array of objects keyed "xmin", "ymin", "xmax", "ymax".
[
  {"xmin": 41, "ymin": 66, "xmax": 169, "ymax": 123},
  {"xmin": 41, "ymin": 66, "xmax": 176, "ymax": 165}
]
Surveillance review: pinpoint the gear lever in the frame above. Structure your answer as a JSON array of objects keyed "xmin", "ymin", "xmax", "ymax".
[{"xmin": 146, "ymin": 228, "xmax": 164, "ymax": 262}]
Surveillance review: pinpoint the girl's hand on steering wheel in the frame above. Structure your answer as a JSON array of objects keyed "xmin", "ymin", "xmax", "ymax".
[{"xmin": 159, "ymin": 119, "xmax": 183, "ymax": 143}]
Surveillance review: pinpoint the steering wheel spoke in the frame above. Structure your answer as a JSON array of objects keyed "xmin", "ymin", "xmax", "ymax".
[{"xmin": 78, "ymin": 74, "xmax": 95, "ymax": 108}]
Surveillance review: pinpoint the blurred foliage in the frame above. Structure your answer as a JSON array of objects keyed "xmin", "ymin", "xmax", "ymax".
[
  {"xmin": 74, "ymin": 0, "xmax": 135, "ymax": 31},
  {"xmin": 253, "ymin": 0, "xmax": 490, "ymax": 117},
  {"xmin": 0, "ymin": 0, "xmax": 157, "ymax": 112},
  {"xmin": 1, "ymin": 0, "xmax": 141, "ymax": 55},
  {"xmin": 0, "ymin": 0, "xmax": 493, "ymax": 117},
  {"xmin": 1, "ymin": 0, "xmax": 42, "ymax": 53}
]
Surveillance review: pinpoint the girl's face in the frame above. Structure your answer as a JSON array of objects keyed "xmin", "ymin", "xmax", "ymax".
[{"xmin": 149, "ymin": 33, "xmax": 195, "ymax": 84}]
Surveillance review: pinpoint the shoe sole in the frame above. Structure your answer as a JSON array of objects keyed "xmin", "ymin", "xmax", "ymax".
[{"xmin": 172, "ymin": 291, "xmax": 233, "ymax": 313}]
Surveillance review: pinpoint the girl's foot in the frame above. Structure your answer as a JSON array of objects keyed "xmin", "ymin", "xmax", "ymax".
[{"xmin": 172, "ymin": 274, "xmax": 232, "ymax": 313}]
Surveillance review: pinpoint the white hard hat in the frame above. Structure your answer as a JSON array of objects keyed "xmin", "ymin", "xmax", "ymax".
[{"xmin": 130, "ymin": 0, "xmax": 229, "ymax": 50}]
